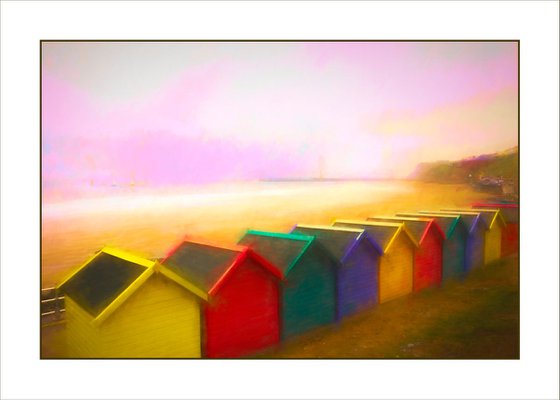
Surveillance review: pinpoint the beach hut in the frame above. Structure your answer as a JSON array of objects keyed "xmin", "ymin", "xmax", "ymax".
[
  {"xmin": 290, "ymin": 224, "xmax": 382, "ymax": 319},
  {"xmin": 238, "ymin": 230, "xmax": 338, "ymax": 339},
  {"xmin": 396, "ymin": 212, "xmax": 468, "ymax": 281},
  {"xmin": 57, "ymin": 247, "xmax": 204, "ymax": 358},
  {"xmin": 331, "ymin": 220, "xmax": 416, "ymax": 303},
  {"xmin": 366, "ymin": 216, "xmax": 444, "ymax": 291},
  {"xmin": 441, "ymin": 208, "xmax": 506, "ymax": 264},
  {"xmin": 415, "ymin": 211, "xmax": 487, "ymax": 272},
  {"xmin": 161, "ymin": 239, "xmax": 282, "ymax": 358},
  {"xmin": 472, "ymin": 203, "xmax": 519, "ymax": 256}
]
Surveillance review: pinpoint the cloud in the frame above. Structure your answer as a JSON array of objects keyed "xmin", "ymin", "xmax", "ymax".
[{"xmin": 372, "ymin": 86, "xmax": 519, "ymax": 163}]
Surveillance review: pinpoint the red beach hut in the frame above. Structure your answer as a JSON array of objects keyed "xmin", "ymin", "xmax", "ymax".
[{"xmin": 162, "ymin": 238, "xmax": 282, "ymax": 358}]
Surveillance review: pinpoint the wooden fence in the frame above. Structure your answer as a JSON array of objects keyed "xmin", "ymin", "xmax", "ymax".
[{"xmin": 41, "ymin": 287, "xmax": 65, "ymax": 325}]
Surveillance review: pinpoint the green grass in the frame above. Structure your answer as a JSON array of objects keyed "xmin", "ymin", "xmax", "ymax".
[{"xmin": 254, "ymin": 254, "xmax": 519, "ymax": 359}]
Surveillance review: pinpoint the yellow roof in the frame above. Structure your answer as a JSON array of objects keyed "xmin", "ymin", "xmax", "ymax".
[{"xmin": 57, "ymin": 247, "xmax": 205, "ymax": 326}]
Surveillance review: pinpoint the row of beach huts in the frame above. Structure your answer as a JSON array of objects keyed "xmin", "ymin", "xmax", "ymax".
[{"xmin": 54, "ymin": 202, "xmax": 519, "ymax": 358}]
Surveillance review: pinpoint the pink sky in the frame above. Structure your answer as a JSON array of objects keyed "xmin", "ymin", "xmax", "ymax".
[{"xmin": 41, "ymin": 41, "xmax": 518, "ymax": 200}]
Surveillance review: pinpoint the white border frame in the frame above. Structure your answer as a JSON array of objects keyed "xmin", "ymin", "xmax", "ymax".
[{"xmin": 1, "ymin": 1, "xmax": 559, "ymax": 399}]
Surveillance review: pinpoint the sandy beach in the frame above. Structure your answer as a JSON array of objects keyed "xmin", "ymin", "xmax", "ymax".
[{"xmin": 41, "ymin": 180, "xmax": 493, "ymax": 287}]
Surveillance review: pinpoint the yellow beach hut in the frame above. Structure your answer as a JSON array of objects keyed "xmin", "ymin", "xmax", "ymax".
[
  {"xmin": 57, "ymin": 247, "xmax": 205, "ymax": 358},
  {"xmin": 332, "ymin": 220, "xmax": 416, "ymax": 303},
  {"xmin": 440, "ymin": 208, "xmax": 506, "ymax": 264}
]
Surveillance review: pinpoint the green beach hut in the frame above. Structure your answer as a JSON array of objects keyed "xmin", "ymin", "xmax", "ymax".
[{"xmin": 238, "ymin": 230, "xmax": 339, "ymax": 339}]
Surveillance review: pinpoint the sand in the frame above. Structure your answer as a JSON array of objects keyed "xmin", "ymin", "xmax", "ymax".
[{"xmin": 41, "ymin": 180, "xmax": 492, "ymax": 287}]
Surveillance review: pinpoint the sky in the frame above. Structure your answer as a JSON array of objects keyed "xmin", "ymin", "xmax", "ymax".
[{"xmin": 41, "ymin": 41, "xmax": 518, "ymax": 199}]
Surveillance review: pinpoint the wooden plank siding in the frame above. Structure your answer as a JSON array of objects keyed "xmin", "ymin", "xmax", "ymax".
[
  {"xmin": 281, "ymin": 243, "xmax": 337, "ymax": 339},
  {"xmin": 203, "ymin": 257, "xmax": 280, "ymax": 358},
  {"xmin": 65, "ymin": 296, "xmax": 98, "ymax": 358},
  {"xmin": 500, "ymin": 223, "xmax": 519, "ymax": 257},
  {"xmin": 413, "ymin": 223, "xmax": 443, "ymax": 291},
  {"xmin": 367, "ymin": 217, "xmax": 443, "ymax": 292},
  {"xmin": 378, "ymin": 232, "xmax": 414, "ymax": 303},
  {"xmin": 465, "ymin": 222, "xmax": 486, "ymax": 271},
  {"xmin": 396, "ymin": 213, "xmax": 468, "ymax": 281},
  {"xmin": 65, "ymin": 274, "xmax": 202, "ymax": 358},
  {"xmin": 337, "ymin": 238, "xmax": 379, "ymax": 318},
  {"xmin": 290, "ymin": 225, "xmax": 380, "ymax": 321},
  {"xmin": 484, "ymin": 225, "xmax": 502, "ymax": 264},
  {"xmin": 331, "ymin": 221, "xmax": 415, "ymax": 304},
  {"xmin": 442, "ymin": 228, "xmax": 467, "ymax": 280}
]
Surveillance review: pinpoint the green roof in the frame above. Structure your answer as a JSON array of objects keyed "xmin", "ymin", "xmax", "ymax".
[
  {"xmin": 162, "ymin": 242, "xmax": 240, "ymax": 293},
  {"xmin": 237, "ymin": 230, "xmax": 313, "ymax": 277},
  {"xmin": 59, "ymin": 252, "xmax": 148, "ymax": 317},
  {"xmin": 291, "ymin": 225, "xmax": 362, "ymax": 262}
]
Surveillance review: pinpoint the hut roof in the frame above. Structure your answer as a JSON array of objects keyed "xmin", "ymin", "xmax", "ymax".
[
  {"xmin": 421, "ymin": 210, "xmax": 488, "ymax": 233},
  {"xmin": 367, "ymin": 216, "xmax": 445, "ymax": 244},
  {"xmin": 395, "ymin": 212, "xmax": 465, "ymax": 239},
  {"xmin": 238, "ymin": 230, "xmax": 322, "ymax": 278},
  {"xmin": 290, "ymin": 224, "xmax": 382, "ymax": 262},
  {"xmin": 442, "ymin": 208, "xmax": 506, "ymax": 229},
  {"xmin": 471, "ymin": 203, "xmax": 519, "ymax": 224},
  {"xmin": 332, "ymin": 220, "xmax": 417, "ymax": 253},
  {"xmin": 57, "ymin": 247, "xmax": 155, "ymax": 319},
  {"xmin": 161, "ymin": 239, "xmax": 280, "ymax": 296}
]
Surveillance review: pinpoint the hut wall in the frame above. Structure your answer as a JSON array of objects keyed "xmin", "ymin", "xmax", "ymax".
[
  {"xmin": 337, "ymin": 239, "xmax": 379, "ymax": 319},
  {"xmin": 414, "ymin": 226, "xmax": 442, "ymax": 291},
  {"xmin": 203, "ymin": 257, "xmax": 280, "ymax": 358},
  {"xmin": 98, "ymin": 274, "xmax": 201, "ymax": 358},
  {"xmin": 281, "ymin": 245, "xmax": 336, "ymax": 339},
  {"xmin": 442, "ymin": 229, "xmax": 467, "ymax": 280},
  {"xmin": 484, "ymin": 225, "xmax": 502, "ymax": 264},
  {"xmin": 466, "ymin": 223, "xmax": 486, "ymax": 271},
  {"xmin": 65, "ymin": 297, "xmax": 100, "ymax": 358},
  {"xmin": 501, "ymin": 223, "xmax": 519, "ymax": 256},
  {"xmin": 378, "ymin": 234, "xmax": 413, "ymax": 303}
]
